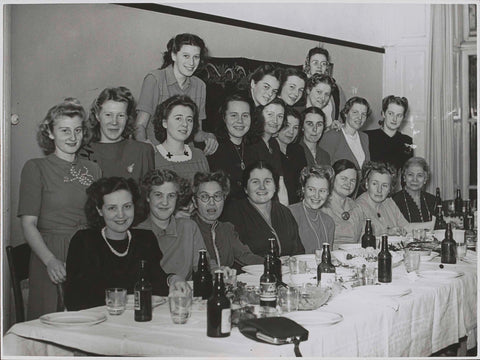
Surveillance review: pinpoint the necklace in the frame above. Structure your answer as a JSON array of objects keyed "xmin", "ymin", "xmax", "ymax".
[
  {"xmin": 302, "ymin": 201, "xmax": 328, "ymax": 249},
  {"xmin": 231, "ymin": 141, "xmax": 246, "ymax": 170},
  {"xmin": 403, "ymin": 191, "xmax": 431, "ymax": 222},
  {"xmin": 101, "ymin": 227, "xmax": 132, "ymax": 257}
]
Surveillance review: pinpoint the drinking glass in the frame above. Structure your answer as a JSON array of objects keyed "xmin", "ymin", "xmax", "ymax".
[
  {"xmin": 403, "ymin": 250, "xmax": 420, "ymax": 273},
  {"xmin": 456, "ymin": 242, "xmax": 467, "ymax": 260},
  {"xmin": 105, "ymin": 288, "xmax": 127, "ymax": 315},
  {"xmin": 221, "ymin": 267, "xmax": 237, "ymax": 287},
  {"xmin": 168, "ymin": 296, "xmax": 192, "ymax": 324},
  {"xmin": 412, "ymin": 228, "xmax": 426, "ymax": 241},
  {"xmin": 277, "ymin": 286, "xmax": 299, "ymax": 313},
  {"xmin": 289, "ymin": 258, "xmax": 307, "ymax": 274},
  {"xmin": 315, "ymin": 249, "xmax": 322, "ymax": 266}
]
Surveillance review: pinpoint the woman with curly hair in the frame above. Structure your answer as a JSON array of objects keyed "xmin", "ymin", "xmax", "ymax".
[
  {"xmin": 152, "ymin": 95, "xmax": 209, "ymax": 182},
  {"xmin": 17, "ymin": 98, "xmax": 102, "ymax": 319},
  {"xmin": 135, "ymin": 33, "xmax": 217, "ymax": 155},
  {"xmin": 288, "ymin": 165, "xmax": 336, "ymax": 253},
  {"xmin": 65, "ymin": 177, "xmax": 188, "ymax": 311},
  {"xmin": 355, "ymin": 161, "xmax": 410, "ymax": 236},
  {"xmin": 136, "ymin": 169, "xmax": 213, "ymax": 280},
  {"xmin": 249, "ymin": 63, "xmax": 283, "ymax": 107},
  {"xmin": 79, "ymin": 86, "xmax": 154, "ymax": 183}
]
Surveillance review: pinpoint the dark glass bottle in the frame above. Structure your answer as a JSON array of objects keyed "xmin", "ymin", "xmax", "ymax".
[
  {"xmin": 193, "ymin": 249, "xmax": 213, "ymax": 299},
  {"xmin": 207, "ymin": 270, "xmax": 231, "ymax": 338},
  {"xmin": 434, "ymin": 205, "xmax": 447, "ymax": 230},
  {"xmin": 259, "ymin": 254, "xmax": 277, "ymax": 308},
  {"xmin": 441, "ymin": 223, "xmax": 457, "ymax": 264},
  {"xmin": 434, "ymin": 187, "xmax": 442, "ymax": 209},
  {"xmin": 454, "ymin": 188, "xmax": 463, "ymax": 216},
  {"xmin": 268, "ymin": 238, "xmax": 282, "ymax": 285},
  {"xmin": 378, "ymin": 236, "xmax": 392, "ymax": 283},
  {"xmin": 463, "ymin": 200, "xmax": 473, "ymax": 230},
  {"xmin": 134, "ymin": 260, "xmax": 152, "ymax": 322},
  {"xmin": 317, "ymin": 243, "xmax": 336, "ymax": 287},
  {"xmin": 361, "ymin": 219, "xmax": 376, "ymax": 249}
]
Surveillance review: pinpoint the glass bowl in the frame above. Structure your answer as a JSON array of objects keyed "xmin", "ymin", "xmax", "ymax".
[{"xmin": 296, "ymin": 284, "xmax": 330, "ymax": 311}]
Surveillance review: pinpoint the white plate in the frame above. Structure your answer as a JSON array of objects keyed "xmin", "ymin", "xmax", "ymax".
[
  {"xmin": 126, "ymin": 295, "xmax": 166, "ymax": 309},
  {"xmin": 293, "ymin": 254, "xmax": 316, "ymax": 262},
  {"xmin": 40, "ymin": 311, "xmax": 107, "ymax": 327},
  {"xmin": 353, "ymin": 285, "xmax": 412, "ymax": 297},
  {"xmin": 242, "ymin": 264, "xmax": 289, "ymax": 276},
  {"xmin": 420, "ymin": 254, "xmax": 437, "ymax": 262},
  {"xmin": 418, "ymin": 270, "xmax": 464, "ymax": 279},
  {"xmin": 286, "ymin": 311, "xmax": 343, "ymax": 326},
  {"xmin": 338, "ymin": 244, "xmax": 361, "ymax": 251}
]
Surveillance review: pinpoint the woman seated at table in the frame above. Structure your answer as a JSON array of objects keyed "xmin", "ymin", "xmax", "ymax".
[
  {"xmin": 278, "ymin": 67, "xmax": 307, "ymax": 107},
  {"xmin": 322, "ymin": 159, "xmax": 364, "ymax": 248},
  {"xmin": 248, "ymin": 63, "xmax": 282, "ymax": 107},
  {"xmin": 245, "ymin": 97, "xmax": 289, "ymax": 204},
  {"xmin": 392, "ymin": 157, "xmax": 436, "ymax": 223},
  {"xmin": 289, "ymin": 165, "xmax": 335, "ymax": 253},
  {"xmin": 298, "ymin": 106, "xmax": 331, "ymax": 167},
  {"xmin": 275, "ymin": 107, "xmax": 307, "ymax": 204},
  {"xmin": 152, "ymin": 95, "xmax": 209, "ymax": 183},
  {"xmin": 18, "ymin": 98, "xmax": 102, "ymax": 319},
  {"xmin": 192, "ymin": 171, "xmax": 263, "ymax": 269},
  {"xmin": 136, "ymin": 169, "xmax": 213, "ymax": 280},
  {"xmin": 79, "ymin": 86, "xmax": 154, "ymax": 183},
  {"xmin": 207, "ymin": 93, "xmax": 254, "ymax": 200},
  {"xmin": 319, "ymin": 96, "xmax": 371, "ymax": 170},
  {"xmin": 222, "ymin": 160, "xmax": 305, "ymax": 257},
  {"xmin": 65, "ymin": 177, "xmax": 188, "ymax": 311},
  {"xmin": 304, "ymin": 74, "xmax": 336, "ymax": 129},
  {"xmin": 355, "ymin": 161, "xmax": 410, "ymax": 236}
]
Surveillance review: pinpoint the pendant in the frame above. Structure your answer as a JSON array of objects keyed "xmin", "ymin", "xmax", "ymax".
[
  {"xmin": 240, "ymin": 161, "xmax": 245, "ymax": 170},
  {"xmin": 341, "ymin": 211, "xmax": 350, "ymax": 220},
  {"xmin": 377, "ymin": 212, "xmax": 381, "ymax": 218}
]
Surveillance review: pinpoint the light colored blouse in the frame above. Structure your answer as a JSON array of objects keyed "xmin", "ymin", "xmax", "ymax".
[{"xmin": 342, "ymin": 128, "xmax": 366, "ymax": 168}]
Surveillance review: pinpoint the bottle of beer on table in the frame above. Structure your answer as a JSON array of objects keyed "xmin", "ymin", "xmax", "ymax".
[
  {"xmin": 441, "ymin": 223, "xmax": 456, "ymax": 264},
  {"xmin": 268, "ymin": 237, "xmax": 282, "ymax": 285},
  {"xmin": 207, "ymin": 270, "xmax": 231, "ymax": 338},
  {"xmin": 434, "ymin": 187, "xmax": 442, "ymax": 209},
  {"xmin": 317, "ymin": 243, "xmax": 336, "ymax": 287},
  {"xmin": 463, "ymin": 200, "xmax": 473, "ymax": 230},
  {"xmin": 361, "ymin": 219, "xmax": 376, "ymax": 249},
  {"xmin": 134, "ymin": 260, "xmax": 152, "ymax": 322},
  {"xmin": 454, "ymin": 188, "xmax": 463, "ymax": 216},
  {"xmin": 193, "ymin": 249, "xmax": 213, "ymax": 299},
  {"xmin": 259, "ymin": 254, "xmax": 277, "ymax": 308},
  {"xmin": 434, "ymin": 205, "xmax": 447, "ymax": 230},
  {"xmin": 378, "ymin": 235, "xmax": 392, "ymax": 283}
]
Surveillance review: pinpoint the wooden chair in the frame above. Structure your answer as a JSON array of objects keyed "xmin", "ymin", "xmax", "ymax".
[{"xmin": 6, "ymin": 243, "xmax": 66, "ymax": 323}]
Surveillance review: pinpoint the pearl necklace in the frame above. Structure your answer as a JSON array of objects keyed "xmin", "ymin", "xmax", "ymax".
[
  {"xmin": 101, "ymin": 227, "xmax": 132, "ymax": 257},
  {"xmin": 403, "ymin": 191, "xmax": 431, "ymax": 223}
]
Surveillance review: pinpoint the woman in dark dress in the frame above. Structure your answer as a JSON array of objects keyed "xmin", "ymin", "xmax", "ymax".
[
  {"xmin": 222, "ymin": 161, "xmax": 305, "ymax": 257},
  {"xmin": 278, "ymin": 67, "xmax": 307, "ymax": 107},
  {"xmin": 207, "ymin": 93, "xmax": 254, "ymax": 199},
  {"xmin": 275, "ymin": 107, "xmax": 307, "ymax": 204},
  {"xmin": 392, "ymin": 157, "xmax": 436, "ymax": 223},
  {"xmin": 65, "ymin": 177, "xmax": 188, "ymax": 311},
  {"xmin": 364, "ymin": 95, "xmax": 413, "ymax": 172},
  {"xmin": 298, "ymin": 106, "xmax": 331, "ymax": 168}
]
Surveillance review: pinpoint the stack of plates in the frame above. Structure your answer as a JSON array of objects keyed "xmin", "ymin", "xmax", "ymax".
[{"xmin": 40, "ymin": 311, "xmax": 107, "ymax": 327}]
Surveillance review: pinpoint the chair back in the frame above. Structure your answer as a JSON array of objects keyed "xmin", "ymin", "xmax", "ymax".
[{"xmin": 6, "ymin": 243, "xmax": 31, "ymax": 323}]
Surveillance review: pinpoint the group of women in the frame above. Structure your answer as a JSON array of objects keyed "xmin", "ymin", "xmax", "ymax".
[{"xmin": 18, "ymin": 32, "xmax": 435, "ymax": 320}]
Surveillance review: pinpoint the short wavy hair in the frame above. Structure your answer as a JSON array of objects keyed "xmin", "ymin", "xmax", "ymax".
[
  {"xmin": 249, "ymin": 97, "xmax": 286, "ymax": 144},
  {"xmin": 340, "ymin": 96, "xmax": 372, "ymax": 123},
  {"xmin": 85, "ymin": 177, "xmax": 141, "ymax": 229},
  {"xmin": 401, "ymin": 156, "xmax": 430, "ymax": 186},
  {"xmin": 297, "ymin": 106, "xmax": 326, "ymax": 144},
  {"xmin": 86, "ymin": 87, "xmax": 136, "ymax": 144},
  {"xmin": 242, "ymin": 160, "xmax": 279, "ymax": 197},
  {"xmin": 215, "ymin": 93, "xmax": 254, "ymax": 143},
  {"xmin": 250, "ymin": 63, "xmax": 283, "ymax": 85},
  {"xmin": 161, "ymin": 33, "xmax": 208, "ymax": 70},
  {"xmin": 152, "ymin": 95, "xmax": 199, "ymax": 143},
  {"xmin": 299, "ymin": 165, "xmax": 335, "ymax": 199},
  {"xmin": 279, "ymin": 106, "xmax": 302, "ymax": 144},
  {"xmin": 279, "ymin": 67, "xmax": 307, "ymax": 93},
  {"xmin": 303, "ymin": 47, "xmax": 331, "ymax": 75},
  {"xmin": 140, "ymin": 169, "xmax": 192, "ymax": 212},
  {"xmin": 360, "ymin": 161, "xmax": 397, "ymax": 195},
  {"xmin": 379, "ymin": 95, "xmax": 409, "ymax": 126},
  {"xmin": 306, "ymin": 73, "xmax": 335, "ymax": 93},
  {"xmin": 193, "ymin": 170, "xmax": 231, "ymax": 197},
  {"xmin": 37, "ymin": 98, "xmax": 88, "ymax": 155}
]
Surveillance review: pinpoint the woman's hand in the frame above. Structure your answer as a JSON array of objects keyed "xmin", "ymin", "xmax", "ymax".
[
  {"xmin": 331, "ymin": 120, "xmax": 343, "ymax": 131},
  {"xmin": 46, "ymin": 257, "xmax": 66, "ymax": 284},
  {"xmin": 387, "ymin": 226, "xmax": 407, "ymax": 236},
  {"xmin": 202, "ymin": 132, "xmax": 219, "ymax": 156},
  {"xmin": 169, "ymin": 275, "xmax": 191, "ymax": 296}
]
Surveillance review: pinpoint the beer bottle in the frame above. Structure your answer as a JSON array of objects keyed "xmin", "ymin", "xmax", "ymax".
[
  {"xmin": 207, "ymin": 270, "xmax": 231, "ymax": 338},
  {"xmin": 378, "ymin": 235, "xmax": 392, "ymax": 283},
  {"xmin": 434, "ymin": 187, "xmax": 442, "ymax": 209},
  {"xmin": 361, "ymin": 219, "xmax": 376, "ymax": 249},
  {"xmin": 317, "ymin": 243, "xmax": 336, "ymax": 287},
  {"xmin": 454, "ymin": 188, "xmax": 463, "ymax": 216},
  {"xmin": 463, "ymin": 200, "xmax": 472, "ymax": 230},
  {"xmin": 268, "ymin": 238, "xmax": 282, "ymax": 285},
  {"xmin": 434, "ymin": 205, "xmax": 447, "ymax": 230},
  {"xmin": 134, "ymin": 260, "xmax": 152, "ymax": 322},
  {"xmin": 259, "ymin": 254, "xmax": 277, "ymax": 308},
  {"xmin": 193, "ymin": 249, "xmax": 213, "ymax": 299},
  {"xmin": 441, "ymin": 223, "xmax": 456, "ymax": 264}
]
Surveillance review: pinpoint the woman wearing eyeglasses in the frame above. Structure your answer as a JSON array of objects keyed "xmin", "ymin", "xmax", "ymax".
[{"xmin": 319, "ymin": 97, "xmax": 371, "ymax": 171}]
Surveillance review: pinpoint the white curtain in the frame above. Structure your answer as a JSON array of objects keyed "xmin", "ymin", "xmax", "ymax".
[{"xmin": 425, "ymin": 4, "xmax": 456, "ymax": 199}]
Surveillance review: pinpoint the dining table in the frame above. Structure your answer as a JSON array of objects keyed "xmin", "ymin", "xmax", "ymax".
[{"xmin": 3, "ymin": 250, "xmax": 477, "ymax": 357}]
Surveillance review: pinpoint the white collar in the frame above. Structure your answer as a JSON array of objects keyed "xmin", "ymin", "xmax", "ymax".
[{"xmin": 156, "ymin": 143, "xmax": 192, "ymax": 162}]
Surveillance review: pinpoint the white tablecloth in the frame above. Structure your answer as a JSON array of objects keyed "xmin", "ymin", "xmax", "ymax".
[{"xmin": 3, "ymin": 252, "xmax": 477, "ymax": 357}]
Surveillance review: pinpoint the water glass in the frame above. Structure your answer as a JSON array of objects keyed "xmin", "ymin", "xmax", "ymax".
[
  {"xmin": 289, "ymin": 258, "xmax": 307, "ymax": 274},
  {"xmin": 221, "ymin": 267, "xmax": 237, "ymax": 287},
  {"xmin": 105, "ymin": 288, "xmax": 127, "ymax": 315},
  {"xmin": 168, "ymin": 296, "xmax": 192, "ymax": 324},
  {"xmin": 456, "ymin": 242, "xmax": 467, "ymax": 259},
  {"xmin": 277, "ymin": 286, "xmax": 299, "ymax": 313},
  {"xmin": 356, "ymin": 266, "xmax": 376, "ymax": 285},
  {"xmin": 315, "ymin": 249, "xmax": 322, "ymax": 266},
  {"xmin": 412, "ymin": 228, "xmax": 426, "ymax": 241},
  {"xmin": 403, "ymin": 250, "xmax": 420, "ymax": 273}
]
